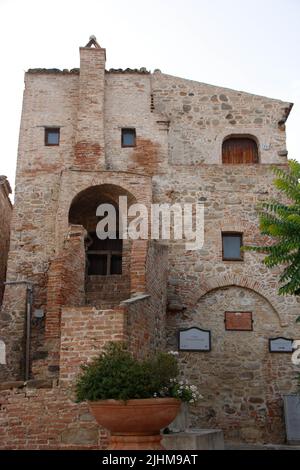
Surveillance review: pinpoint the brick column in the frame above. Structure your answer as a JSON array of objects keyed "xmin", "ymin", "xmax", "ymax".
[
  {"xmin": 130, "ymin": 240, "xmax": 148, "ymax": 295},
  {"xmin": 75, "ymin": 44, "xmax": 106, "ymax": 170},
  {"xmin": 45, "ymin": 225, "xmax": 86, "ymax": 339}
]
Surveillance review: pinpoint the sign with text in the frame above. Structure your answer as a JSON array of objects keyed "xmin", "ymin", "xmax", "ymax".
[
  {"xmin": 269, "ymin": 337, "xmax": 294, "ymax": 353},
  {"xmin": 284, "ymin": 395, "xmax": 300, "ymax": 444},
  {"xmin": 225, "ymin": 312, "xmax": 253, "ymax": 331},
  {"xmin": 179, "ymin": 327, "xmax": 211, "ymax": 352}
]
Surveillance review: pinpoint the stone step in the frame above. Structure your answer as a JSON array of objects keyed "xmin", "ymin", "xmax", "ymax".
[{"xmin": 162, "ymin": 429, "xmax": 224, "ymax": 450}]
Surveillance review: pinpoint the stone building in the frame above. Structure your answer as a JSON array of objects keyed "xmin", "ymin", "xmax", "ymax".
[
  {"xmin": 0, "ymin": 176, "xmax": 12, "ymax": 305},
  {"xmin": 0, "ymin": 37, "xmax": 299, "ymax": 448}
]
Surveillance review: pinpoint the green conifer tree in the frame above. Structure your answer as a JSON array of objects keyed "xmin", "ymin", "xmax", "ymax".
[{"xmin": 244, "ymin": 160, "xmax": 300, "ymax": 304}]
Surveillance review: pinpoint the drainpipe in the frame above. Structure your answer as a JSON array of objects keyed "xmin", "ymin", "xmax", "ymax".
[{"xmin": 4, "ymin": 281, "xmax": 34, "ymax": 381}]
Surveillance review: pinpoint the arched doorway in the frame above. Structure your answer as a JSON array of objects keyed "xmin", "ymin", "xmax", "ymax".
[{"xmin": 68, "ymin": 184, "xmax": 136, "ymax": 307}]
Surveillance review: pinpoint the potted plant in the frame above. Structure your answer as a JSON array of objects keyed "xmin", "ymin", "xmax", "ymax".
[{"xmin": 75, "ymin": 342, "xmax": 201, "ymax": 450}]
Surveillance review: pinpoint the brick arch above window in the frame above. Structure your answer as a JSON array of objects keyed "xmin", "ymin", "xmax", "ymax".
[
  {"xmin": 222, "ymin": 135, "xmax": 259, "ymax": 164},
  {"xmin": 216, "ymin": 221, "xmax": 260, "ymax": 244}
]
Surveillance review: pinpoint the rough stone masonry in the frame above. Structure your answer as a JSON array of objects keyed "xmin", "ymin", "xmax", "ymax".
[{"xmin": 0, "ymin": 36, "xmax": 299, "ymax": 448}]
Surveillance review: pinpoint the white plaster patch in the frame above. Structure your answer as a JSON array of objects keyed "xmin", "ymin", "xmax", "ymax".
[{"xmin": 0, "ymin": 340, "xmax": 6, "ymax": 364}]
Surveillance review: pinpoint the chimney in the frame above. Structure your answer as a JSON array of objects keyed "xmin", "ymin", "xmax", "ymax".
[{"xmin": 75, "ymin": 36, "xmax": 106, "ymax": 170}]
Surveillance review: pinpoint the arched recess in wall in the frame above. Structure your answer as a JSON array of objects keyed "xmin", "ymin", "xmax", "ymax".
[
  {"xmin": 68, "ymin": 184, "xmax": 137, "ymax": 277},
  {"xmin": 222, "ymin": 135, "xmax": 259, "ymax": 164},
  {"xmin": 192, "ymin": 274, "xmax": 286, "ymax": 326}
]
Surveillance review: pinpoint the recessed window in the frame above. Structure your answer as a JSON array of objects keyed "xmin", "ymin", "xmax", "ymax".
[
  {"xmin": 121, "ymin": 128, "xmax": 136, "ymax": 147},
  {"xmin": 45, "ymin": 128, "xmax": 60, "ymax": 146},
  {"xmin": 222, "ymin": 233, "xmax": 243, "ymax": 261},
  {"xmin": 86, "ymin": 233, "xmax": 122, "ymax": 276},
  {"xmin": 222, "ymin": 137, "xmax": 258, "ymax": 164}
]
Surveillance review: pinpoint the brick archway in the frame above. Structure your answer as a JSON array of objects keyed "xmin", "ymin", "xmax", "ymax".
[
  {"xmin": 55, "ymin": 169, "xmax": 152, "ymax": 251},
  {"xmin": 194, "ymin": 274, "xmax": 287, "ymax": 326}
]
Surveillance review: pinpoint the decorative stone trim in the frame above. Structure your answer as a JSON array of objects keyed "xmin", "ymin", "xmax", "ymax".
[
  {"xmin": 121, "ymin": 294, "xmax": 151, "ymax": 305},
  {"xmin": 0, "ymin": 379, "xmax": 54, "ymax": 391}
]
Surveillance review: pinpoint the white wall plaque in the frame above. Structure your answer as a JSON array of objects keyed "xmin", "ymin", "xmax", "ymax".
[
  {"xmin": 0, "ymin": 340, "xmax": 6, "ymax": 364},
  {"xmin": 34, "ymin": 309, "xmax": 44, "ymax": 319},
  {"xmin": 179, "ymin": 328, "xmax": 211, "ymax": 352},
  {"xmin": 269, "ymin": 337, "xmax": 293, "ymax": 353},
  {"xmin": 284, "ymin": 395, "xmax": 300, "ymax": 444}
]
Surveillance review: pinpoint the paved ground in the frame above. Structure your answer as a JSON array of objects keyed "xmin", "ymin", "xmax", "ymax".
[{"xmin": 225, "ymin": 443, "xmax": 300, "ymax": 451}]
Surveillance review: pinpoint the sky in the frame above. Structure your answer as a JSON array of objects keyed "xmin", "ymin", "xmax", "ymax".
[{"xmin": 0, "ymin": 0, "xmax": 299, "ymax": 197}]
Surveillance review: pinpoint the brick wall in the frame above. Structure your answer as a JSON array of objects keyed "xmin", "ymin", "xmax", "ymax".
[
  {"xmin": 85, "ymin": 274, "xmax": 130, "ymax": 308},
  {"xmin": 75, "ymin": 47, "xmax": 106, "ymax": 170},
  {"xmin": 0, "ymin": 177, "xmax": 12, "ymax": 304},
  {"xmin": 0, "ymin": 383, "xmax": 108, "ymax": 449},
  {"xmin": 125, "ymin": 242, "xmax": 168, "ymax": 357},
  {"xmin": 59, "ymin": 306, "xmax": 127, "ymax": 386},
  {"xmin": 45, "ymin": 225, "xmax": 86, "ymax": 339}
]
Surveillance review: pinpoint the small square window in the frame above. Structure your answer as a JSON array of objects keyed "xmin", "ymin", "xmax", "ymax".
[
  {"xmin": 121, "ymin": 128, "xmax": 136, "ymax": 147},
  {"xmin": 45, "ymin": 128, "xmax": 60, "ymax": 146},
  {"xmin": 222, "ymin": 233, "xmax": 243, "ymax": 261}
]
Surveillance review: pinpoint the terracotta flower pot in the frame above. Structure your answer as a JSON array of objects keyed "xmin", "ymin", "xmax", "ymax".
[{"xmin": 88, "ymin": 397, "xmax": 181, "ymax": 450}]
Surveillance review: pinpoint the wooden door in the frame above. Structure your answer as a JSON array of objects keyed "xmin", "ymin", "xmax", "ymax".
[{"xmin": 222, "ymin": 138, "xmax": 259, "ymax": 164}]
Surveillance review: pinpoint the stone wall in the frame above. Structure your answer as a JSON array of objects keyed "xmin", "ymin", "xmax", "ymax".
[
  {"xmin": 0, "ymin": 176, "xmax": 12, "ymax": 304},
  {"xmin": 151, "ymin": 71, "xmax": 290, "ymax": 166},
  {"xmin": 167, "ymin": 286, "xmax": 298, "ymax": 444},
  {"xmin": 0, "ymin": 40, "xmax": 298, "ymax": 446},
  {"xmin": 0, "ymin": 283, "xmax": 28, "ymax": 381},
  {"xmin": 159, "ymin": 164, "xmax": 300, "ymax": 325}
]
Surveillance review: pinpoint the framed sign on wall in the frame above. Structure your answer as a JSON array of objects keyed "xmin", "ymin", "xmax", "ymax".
[
  {"xmin": 178, "ymin": 327, "xmax": 211, "ymax": 352},
  {"xmin": 225, "ymin": 312, "xmax": 253, "ymax": 331},
  {"xmin": 269, "ymin": 337, "xmax": 294, "ymax": 353}
]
